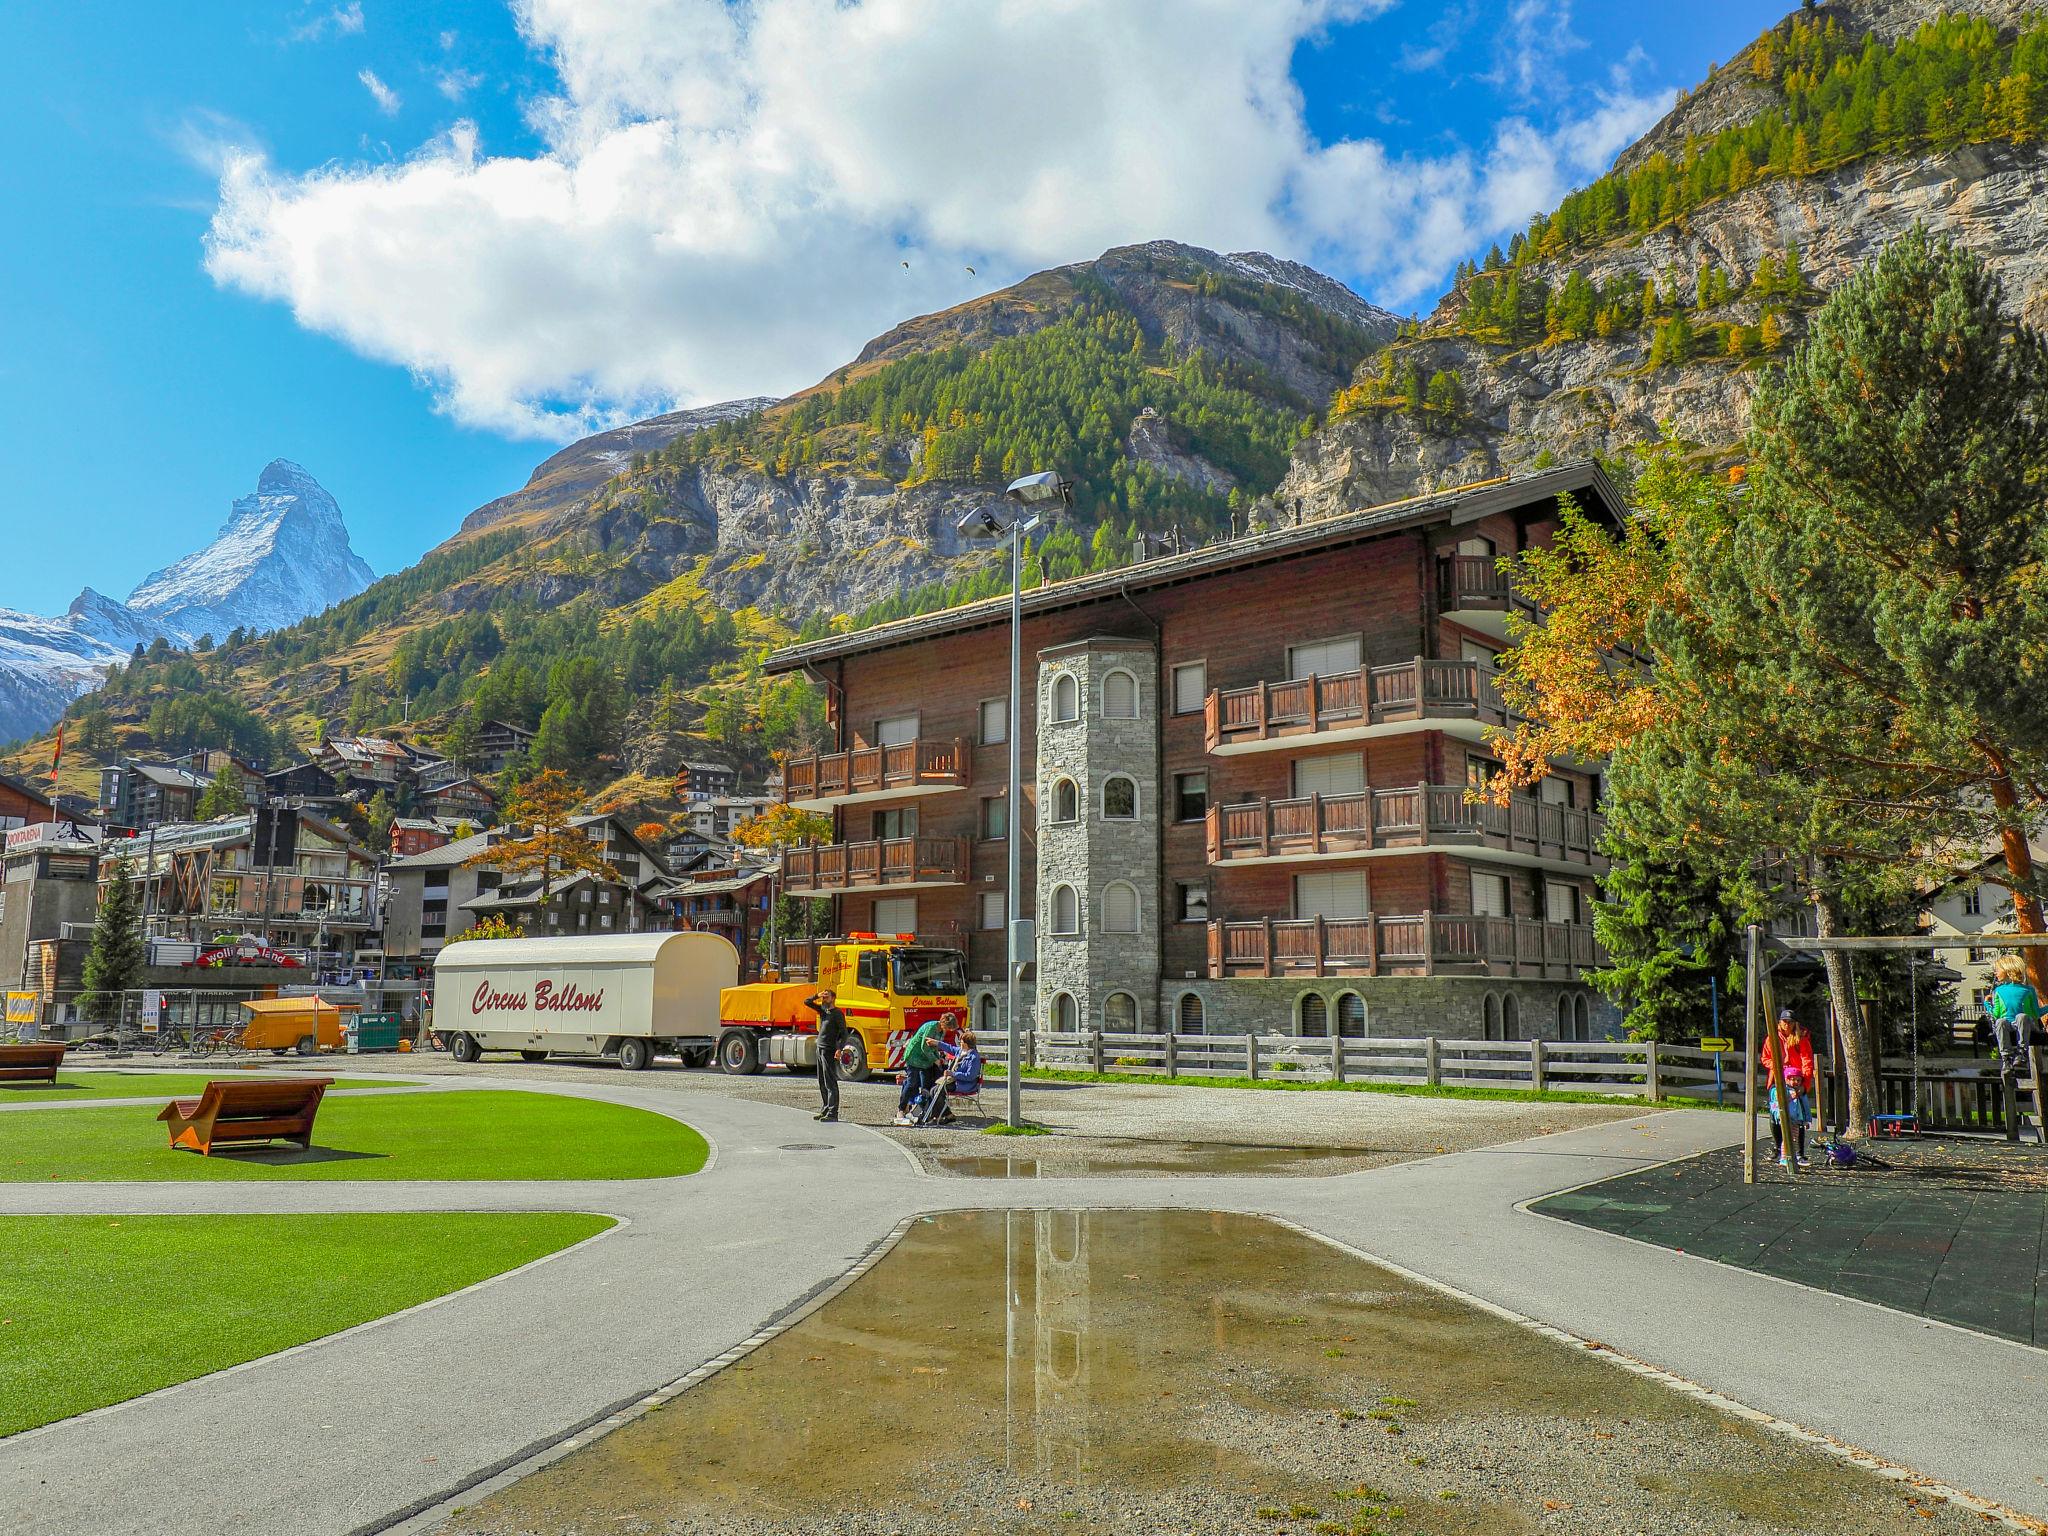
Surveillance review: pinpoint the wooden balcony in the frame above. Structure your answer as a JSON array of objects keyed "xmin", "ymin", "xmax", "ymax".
[
  {"xmin": 1438, "ymin": 554, "xmax": 1534, "ymax": 640},
  {"xmin": 782, "ymin": 835, "xmax": 972, "ymax": 894},
  {"xmin": 782, "ymin": 737, "xmax": 971, "ymax": 809},
  {"xmin": 1207, "ymin": 784, "xmax": 1606, "ymax": 871},
  {"xmin": 777, "ymin": 924, "xmax": 966, "ymax": 982},
  {"xmin": 1208, "ymin": 913, "xmax": 1600, "ymax": 980},
  {"xmin": 1207, "ymin": 657, "xmax": 1516, "ymax": 754}
]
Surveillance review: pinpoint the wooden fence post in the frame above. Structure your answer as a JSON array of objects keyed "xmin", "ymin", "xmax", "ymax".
[
  {"xmin": 1091, "ymin": 1029, "xmax": 1104, "ymax": 1075},
  {"xmin": 1247, "ymin": 1034, "xmax": 1260, "ymax": 1080},
  {"xmin": 1530, "ymin": 1038, "xmax": 1547, "ymax": 1095},
  {"xmin": 2030, "ymin": 1046, "xmax": 2046, "ymax": 1147},
  {"xmin": 1645, "ymin": 1039, "xmax": 1661, "ymax": 1102},
  {"xmin": 1025, "ymin": 1028, "xmax": 1036, "ymax": 1069},
  {"xmin": 1165, "ymin": 1032, "xmax": 1178, "ymax": 1079},
  {"xmin": 1425, "ymin": 1035, "xmax": 1441, "ymax": 1087},
  {"xmin": 1331, "ymin": 1036, "xmax": 1346, "ymax": 1083}
]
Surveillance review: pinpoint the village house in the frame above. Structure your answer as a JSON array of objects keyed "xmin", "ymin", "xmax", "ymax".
[
  {"xmin": 98, "ymin": 760, "xmax": 210, "ymax": 830},
  {"xmin": 763, "ymin": 462, "xmax": 1622, "ymax": 1043}
]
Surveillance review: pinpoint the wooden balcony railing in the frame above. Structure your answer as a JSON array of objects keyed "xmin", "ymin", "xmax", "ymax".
[
  {"xmin": 1438, "ymin": 554, "xmax": 1521, "ymax": 612},
  {"xmin": 782, "ymin": 836, "xmax": 971, "ymax": 894},
  {"xmin": 1207, "ymin": 784, "xmax": 1605, "ymax": 869},
  {"xmin": 782, "ymin": 738, "xmax": 970, "ymax": 804},
  {"xmin": 1206, "ymin": 658, "xmax": 1515, "ymax": 752},
  {"xmin": 1207, "ymin": 913, "xmax": 1600, "ymax": 980},
  {"xmin": 777, "ymin": 924, "xmax": 966, "ymax": 982}
]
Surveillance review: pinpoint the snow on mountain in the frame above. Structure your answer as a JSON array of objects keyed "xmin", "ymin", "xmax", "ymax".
[
  {"xmin": 0, "ymin": 460, "xmax": 375, "ymax": 744},
  {"xmin": 125, "ymin": 458, "xmax": 375, "ymax": 640}
]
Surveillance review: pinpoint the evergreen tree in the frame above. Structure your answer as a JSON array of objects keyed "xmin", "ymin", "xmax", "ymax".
[
  {"xmin": 365, "ymin": 789, "xmax": 396, "ymax": 850},
  {"xmin": 195, "ymin": 762, "xmax": 246, "ymax": 820},
  {"xmin": 1591, "ymin": 829, "xmax": 1761, "ymax": 1041},
  {"xmin": 79, "ymin": 855, "xmax": 145, "ymax": 1024}
]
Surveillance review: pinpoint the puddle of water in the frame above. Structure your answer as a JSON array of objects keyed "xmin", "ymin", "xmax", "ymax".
[
  {"xmin": 445, "ymin": 1210, "xmax": 1982, "ymax": 1535},
  {"xmin": 936, "ymin": 1143, "xmax": 1377, "ymax": 1178}
]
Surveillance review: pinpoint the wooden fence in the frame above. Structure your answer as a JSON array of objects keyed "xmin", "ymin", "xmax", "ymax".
[{"xmin": 977, "ymin": 1030, "xmax": 1729, "ymax": 1099}]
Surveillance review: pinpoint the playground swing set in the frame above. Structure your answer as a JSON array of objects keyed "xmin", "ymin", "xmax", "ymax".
[{"xmin": 1740, "ymin": 925, "xmax": 2048, "ymax": 1186}]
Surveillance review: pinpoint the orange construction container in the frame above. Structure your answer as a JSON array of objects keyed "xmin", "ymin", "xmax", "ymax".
[{"xmin": 238, "ymin": 995, "xmax": 356, "ymax": 1056}]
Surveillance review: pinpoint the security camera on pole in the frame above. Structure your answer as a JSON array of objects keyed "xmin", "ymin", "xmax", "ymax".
[{"xmin": 956, "ymin": 470, "xmax": 1070, "ymax": 1128}]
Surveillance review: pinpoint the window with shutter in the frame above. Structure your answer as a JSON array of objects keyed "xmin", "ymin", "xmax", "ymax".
[
  {"xmin": 1299, "ymin": 994, "xmax": 1329, "ymax": 1036},
  {"xmin": 1292, "ymin": 753, "xmax": 1365, "ymax": 797},
  {"xmin": 979, "ymin": 891, "xmax": 1005, "ymax": 930},
  {"xmin": 1472, "ymin": 870, "xmax": 1511, "ymax": 917},
  {"xmin": 1050, "ymin": 674, "xmax": 1079, "ymax": 722},
  {"xmin": 1177, "ymin": 993, "xmax": 1205, "ymax": 1033},
  {"xmin": 1171, "ymin": 662, "xmax": 1206, "ymax": 715},
  {"xmin": 979, "ymin": 698, "xmax": 1007, "ymax": 745},
  {"xmin": 1293, "ymin": 870, "xmax": 1368, "ymax": 921},
  {"xmin": 1053, "ymin": 993, "xmax": 1078, "ymax": 1032},
  {"xmin": 1336, "ymin": 992, "xmax": 1366, "ymax": 1038},
  {"xmin": 1102, "ymin": 670, "xmax": 1138, "ymax": 719},
  {"xmin": 1051, "ymin": 779, "xmax": 1079, "ymax": 822},
  {"xmin": 1544, "ymin": 881, "xmax": 1581, "ymax": 925},
  {"xmin": 1051, "ymin": 885, "xmax": 1079, "ymax": 934},
  {"xmin": 1102, "ymin": 881, "xmax": 1139, "ymax": 933},
  {"xmin": 875, "ymin": 713, "xmax": 918, "ymax": 747},
  {"xmin": 978, "ymin": 994, "xmax": 1000, "ymax": 1032},
  {"xmin": 872, "ymin": 896, "xmax": 917, "ymax": 934},
  {"xmin": 1286, "ymin": 635, "xmax": 1362, "ymax": 680}
]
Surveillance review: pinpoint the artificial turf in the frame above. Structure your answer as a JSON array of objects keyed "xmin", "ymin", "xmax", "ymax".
[
  {"xmin": 0, "ymin": 1091, "xmax": 707, "ymax": 1182},
  {"xmin": 0, "ymin": 1073, "xmax": 413, "ymax": 1103},
  {"xmin": 0, "ymin": 1211, "xmax": 614, "ymax": 1435}
]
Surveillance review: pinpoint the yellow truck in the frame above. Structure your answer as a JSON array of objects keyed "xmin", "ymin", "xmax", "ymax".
[{"xmin": 715, "ymin": 933, "xmax": 967, "ymax": 1079}]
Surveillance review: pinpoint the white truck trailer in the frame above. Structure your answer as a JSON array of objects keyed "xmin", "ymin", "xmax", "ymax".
[{"xmin": 430, "ymin": 932, "xmax": 737, "ymax": 1069}]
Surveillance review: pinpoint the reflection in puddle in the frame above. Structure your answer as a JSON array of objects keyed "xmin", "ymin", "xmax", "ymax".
[
  {"xmin": 446, "ymin": 1211, "xmax": 1985, "ymax": 1535},
  {"xmin": 940, "ymin": 1143, "xmax": 1377, "ymax": 1178}
]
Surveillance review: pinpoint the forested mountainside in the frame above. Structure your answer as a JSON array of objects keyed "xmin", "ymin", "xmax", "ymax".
[
  {"xmin": 1279, "ymin": 0, "xmax": 2048, "ymax": 514},
  {"xmin": 9, "ymin": 243, "xmax": 1393, "ymax": 798}
]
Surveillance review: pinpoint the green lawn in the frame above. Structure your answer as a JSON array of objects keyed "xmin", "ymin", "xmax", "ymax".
[
  {"xmin": 0, "ymin": 1212, "xmax": 613, "ymax": 1435},
  {"xmin": 0, "ymin": 1091, "xmax": 707, "ymax": 1182},
  {"xmin": 0, "ymin": 1073, "xmax": 414, "ymax": 1104}
]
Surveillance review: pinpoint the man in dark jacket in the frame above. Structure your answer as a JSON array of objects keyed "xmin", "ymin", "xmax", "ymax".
[{"xmin": 805, "ymin": 987, "xmax": 849, "ymax": 1123}]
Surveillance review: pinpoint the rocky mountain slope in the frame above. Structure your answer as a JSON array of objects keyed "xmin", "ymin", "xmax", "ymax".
[
  {"xmin": 1278, "ymin": 0, "xmax": 2048, "ymax": 515},
  {"xmin": 0, "ymin": 460, "xmax": 373, "ymax": 743}
]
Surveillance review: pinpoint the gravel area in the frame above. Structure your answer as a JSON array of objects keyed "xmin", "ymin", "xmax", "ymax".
[
  {"xmin": 441, "ymin": 1209, "xmax": 1984, "ymax": 1536},
  {"xmin": 295, "ymin": 1053, "xmax": 1659, "ymax": 1177}
]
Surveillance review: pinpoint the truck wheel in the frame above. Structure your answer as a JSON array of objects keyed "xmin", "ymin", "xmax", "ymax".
[
  {"xmin": 450, "ymin": 1033, "xmax": 481, "ymax": 1063},
  {"xmin": 295, "ymin": 1035, "xmax": 317, "ymax": 1057},
  {"xmin": 618, "ymin": 1037, "xmax": 654, "ymax": 1072},
  {"xmin": 520, "ymin": 1050, "xmax": 548, "ymax": 1063},
  {"xmin": 835, "ymin": 1036, "xmax": 872, "ymax": 1083},
  {"xmin": 718, "ymin": 1030, "xmax": 762, "ymax": 1076},
  {"xmin": 683, "ymin": 1044, "xmax": 715, "ymax": 1070}
]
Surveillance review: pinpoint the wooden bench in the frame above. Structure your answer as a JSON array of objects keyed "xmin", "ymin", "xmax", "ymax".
[
  {"xmin": 157, "ymin": 1078, "xmax": 335, "ymax": 1156},
  {"xmin": 0, "ymin": 1043, "xmax": 66, "ymax": 1084}
]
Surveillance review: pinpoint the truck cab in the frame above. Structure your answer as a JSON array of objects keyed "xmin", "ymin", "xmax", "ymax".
[{"xmin": 715, "ymin": 932, "xmax": 968, "ymax": 1078}]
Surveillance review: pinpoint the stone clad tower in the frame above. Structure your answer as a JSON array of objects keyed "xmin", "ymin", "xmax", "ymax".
[{"xmin": 1033, "ymin": 637, "xmax": 1161, "ymax": 1034}]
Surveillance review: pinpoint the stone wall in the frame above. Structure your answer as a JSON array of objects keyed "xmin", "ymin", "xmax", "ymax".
[{"xmin": 1158, "ymin": 976, "xmax": 1620, "ymax": 1040}]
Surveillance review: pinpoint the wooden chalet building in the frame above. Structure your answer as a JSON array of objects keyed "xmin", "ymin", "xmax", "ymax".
[{"xmin": 763, "ymin": 462, "xmax": 1623, "ymax": 1042}]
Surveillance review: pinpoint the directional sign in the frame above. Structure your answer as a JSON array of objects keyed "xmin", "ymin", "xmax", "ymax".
[{"xmin": 1699, "ymin": 1037, "xmax": 1735, "ymax": 1053}]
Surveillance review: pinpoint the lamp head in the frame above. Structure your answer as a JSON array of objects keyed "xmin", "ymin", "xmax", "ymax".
[
  {"xmin": 955, "ymin": 508, "xmax": 1007, "ymax": 539},
  {"xmin": 1004, "ymin": 470, "xmax": 1071, "ymax": 507}
]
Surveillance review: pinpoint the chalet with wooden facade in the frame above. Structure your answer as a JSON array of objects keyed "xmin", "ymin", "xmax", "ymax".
[{"xmin": 763, "ymin": 462, "xmax": 1623, "ymax": 1042}]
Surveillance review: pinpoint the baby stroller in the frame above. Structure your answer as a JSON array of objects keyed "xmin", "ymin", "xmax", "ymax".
[{"xmin": 912, "ymin": 1049, "xmax": 983, "ymax": 1127}]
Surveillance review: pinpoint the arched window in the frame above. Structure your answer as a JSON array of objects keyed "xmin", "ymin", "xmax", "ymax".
[
  {"xmin": 1558, "ymin": 993, "xmax": 1573, "ymax": 1039},
  {"xmin": 1102, "ymin": 775, "xmax": 1138, "ymax": 819},
  {"xmin": 978, "ymin": 993, "xmax": 1000, "ymax": 1034},
  {"xmin": 1501, "ymin": 993, "xmax": 1520, "ymax": 1042},
  {"xmin": 1483, "ymin": 994, "xmax": 1501, "ymax": 1041},
  {"xmin": 1052, "ymin": 992, "xmax": 1078, "ymax": 1032},
  {"xmin": 1178, "ymin": 993, "xmax": 1205, "ymax": 1034},
  {"xmin": 1299, "ymin": 993, "xmax": 1328, "ymax": 1037},
  {"xmin": 1101, "ymin": 881, "xmax": 1139, "ymax": 934},
  {"xmin": 1104, "ymin": 992, "xmax": 1138, "ymax": 1031},
  {"xmin": 1574, "ymin": 995, "xmax": 1591, "ymax": 1042},
  {"xmin": 1102, "ymin": 669, "xmax": 1139, "ymax": 719},
  {"xmin": 1050, "ymin": 673, "xmax": 1079, "ymax": 722},
  {"xmin": 1050, "ymin": 884, "xmax": 1079, "ymax": 935},
  {"xmin": 1050, "ymin": 778, "xmax": 1079, "ymax": 823},
  {"xmin": 1336, "ymin": 992, "xmax": 1366, "ymax": 1039}
]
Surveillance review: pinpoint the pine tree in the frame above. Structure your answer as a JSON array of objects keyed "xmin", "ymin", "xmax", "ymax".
[
  {"xmin": 1591, "ymin": 828, "xmax": 1760, "ymax": 1041},
  {"xmin": 195, "ymin": 762, "xmax": 245, "ymax": 820},
  {"xmin": 365, "ymin": 789, "xmax": 395, "ymax": 850},
  {"xmin": 79, "ymin": 855, "xmax": 145, "ymax": 1024}
]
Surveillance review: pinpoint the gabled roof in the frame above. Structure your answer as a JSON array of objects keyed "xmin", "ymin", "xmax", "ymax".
[
  {"xmin": 387, "ymin": 830, "xmax": 498, "ymax": 870},
  {"xmin": 765, "ymin": 460, "xmax": 1625, "ymax": 673}
]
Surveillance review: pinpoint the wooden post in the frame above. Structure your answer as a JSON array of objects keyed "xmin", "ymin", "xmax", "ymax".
[
  {"xmin": 1645, "ymin": 1039, "xmax": 1661, "ymax": 1102},
  {"xmin": 1422, "ymin": 910, "xmax": 1436, "ymax": 977},
  {"xmin": 1247, "ymin": 1034, "xmax": 1259, "ymax": 1080},
  {"xmin": 2030, "ymin": 1045, "xmax": 2047, "ymax": 1147},
  {"xmin": 1742, "ymin": 925, "xmax": 1758, "ymax": 1185},
  {"xmin": 1331, "ymin": 1035, "xmax": 1346, "ymax": 1083},
  {"xmin": 1091, "ymin": 1029, "xmax": 1104, "ymax": 1075},
  {"xmin": 1262, "ymin": 917, "xmax": 1275, "ymax": 979},
  {"xmin": 1165, "ymin": 1031, "xmax": 1178, "ymax": 1079},
  {"xmin": 1425, "ymin": 1035, "xmax": 1441, "ymax": 1087},
  {"xmin": 1313, "ymin": 915, "xmax": 1327, "ymax": 978},
  {"xmin": 1025, "ymin": 1027, "xmax": 1036, "ymax": 1069},
  {"xmin": 1530, "ymin": 1037, "xmax": 1547, "ymax": 1095}
]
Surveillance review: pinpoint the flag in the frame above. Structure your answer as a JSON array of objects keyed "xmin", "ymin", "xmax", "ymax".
[{"xmin": 48, "ymin": 722, "xmax": 63, "ymax": 784}]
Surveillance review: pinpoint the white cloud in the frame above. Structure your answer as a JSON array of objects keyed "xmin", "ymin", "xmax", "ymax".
[
  {"xmin": 437, "ymin": 67, "xmax": 484, "ymax": 102},
  {"xmin": 207, "ymin": 0, "xmax": 1671, "ymax": 440},
  {"xmin": 289, "ymin": 2, "xmax": 364, "ymax": 44},
  {"xmin": 358, "ymin": 68, "xmax": 401, "ymax": 116}
]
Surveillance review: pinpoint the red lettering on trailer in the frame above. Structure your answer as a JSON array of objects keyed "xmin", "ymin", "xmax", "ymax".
[{"xmin": 470, "ymin": 978, "xmax": 606, "ymax": 1015}]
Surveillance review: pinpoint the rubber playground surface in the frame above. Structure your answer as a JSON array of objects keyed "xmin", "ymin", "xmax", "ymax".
[{"xmin": 1535, "ymin": 1138, "xmax": 2048, "ymax": 1348}]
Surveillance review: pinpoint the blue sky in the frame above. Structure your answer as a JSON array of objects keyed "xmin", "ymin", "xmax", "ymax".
[{"xmin": 0, "ymin": 0, "xmax": 1788, "ymax": 617}]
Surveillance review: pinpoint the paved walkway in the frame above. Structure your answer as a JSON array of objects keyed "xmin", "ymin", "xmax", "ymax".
[{"xmin": 2, "ymin": 1073, "xmax": 2045, "ymax": 1535}]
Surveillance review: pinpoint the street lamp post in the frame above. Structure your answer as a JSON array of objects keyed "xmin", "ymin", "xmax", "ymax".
[{"xmin": 960, "ymin": 470, "xmax": 1070, "ymax": 1128}]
